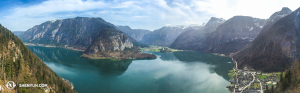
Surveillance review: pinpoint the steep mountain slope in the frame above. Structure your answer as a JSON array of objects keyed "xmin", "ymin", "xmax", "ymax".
[
  {"xmin": 170, "ymin": 17, "xmax": 225, "ymax": 50},
  {"xmin": 116, "ymin": 25, "xmax": 151, "ymax": 41},
  {"xmin": 141, "ymin": 25, "xmax": 201, "ymax": 46},
  {"xmin": 19, "ymin": 17, "xmax": 116, "ymax": 50},
  {"xmin": 82, "ymin": 28, "xmax": 156, "ymax": 59},
  {"xmin": 233, "ymin": 7, "xmax": 299, "ymax": 72},
  {"xmin": 0, "ymin": 24, "xmax": 75, "ymax": 92},
  {"xmin": 199, "ymin": 16, "xmax": 266, "ymax": 54}
]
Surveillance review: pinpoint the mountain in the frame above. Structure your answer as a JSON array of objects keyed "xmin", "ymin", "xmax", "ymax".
[
  {"xmin": 19, "ymin": 17, "xmax": 116, "ymax": 50},
  {"xmin": 116, "ymin": 25, "xmax": 151, "ymax": 41},
  {"xmin": 141, "ymin": 25, "xmax": 203, "ymax": 46},
  {"xmin": 115, "ymin": 25, "xmax": 150, "ymax": 48},
  {"xmin": 19, "ymin": 17, "xmax": 155, "ymax": 59},
  {"xmin": 199, "ymin": 16, "xmax": 266, "ymax": 55},
  {"xmin": 170, "ymin": 17, "xmax": 225, "ymax": 50},
  {"xmin": 81, "ymin": 28, "xmax": 156, "ymax": 59},
  {"xmin": 0, "ymin": 24, "xmax": 75, "ymax": 92},
  {"xmin": 12, "ymin": 31, "xmax": 24, "ymax": 36},
  {"xmin": 232, "ymin": 7, "xmax": 296, "ymax": 72}
]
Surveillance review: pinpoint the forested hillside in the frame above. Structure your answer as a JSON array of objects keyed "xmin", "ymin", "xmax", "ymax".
[
  {"xmin": 269, "ymin": 58, "xmax": 300, "ymax": 93},
  {"xmin": 0, "ymin": 24, "xmax": 75, "ymax": 93}
]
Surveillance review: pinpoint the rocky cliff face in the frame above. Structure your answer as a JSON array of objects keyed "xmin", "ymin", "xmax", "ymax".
[
  {"xmin": 141, "ymin": 25, "xmax": 201, "ymax": 46},
  {"xmin": 86, "ymin": 28, "xmax": 133, "ymax": 53},
  {"xmin": 233, "ymin": 7, "xmax": 298, "ymax": 72},
  {"xmin": 116, "ymin": 25, "xmax": 151, "ymax": 41},
  {"xmin": 170, "ymin": 17, "xmax": 225, "ymax": 50},
  {"xmin": 82, "ymin": 28, "xmax": 156, "ymax": 59},
  {"xmin": 19, "ymin": 17, "xmax": 115, "ymax": 50},
  {"xmin": 199, "ymin": 16, "xmax": 266, "ymax": 54}
]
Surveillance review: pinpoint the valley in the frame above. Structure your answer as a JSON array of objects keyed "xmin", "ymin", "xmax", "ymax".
[{"xmin": 1, "ymin": 0, "xmax": 300, "ymax": 92}]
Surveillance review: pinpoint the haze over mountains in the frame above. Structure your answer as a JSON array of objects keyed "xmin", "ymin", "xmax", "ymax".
[{"xmin": 170, "ymin": 17, "xmax": 225, "ymax": 50}]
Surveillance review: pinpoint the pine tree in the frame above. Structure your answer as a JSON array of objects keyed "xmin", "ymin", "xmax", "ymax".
[{"xmin": 265, "ymin": 85, "xmax": 269, "ymax": 93}]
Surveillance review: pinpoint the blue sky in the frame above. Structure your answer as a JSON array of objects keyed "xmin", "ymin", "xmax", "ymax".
[{"xmin": 0, "ymin": 0, "xmax": 299, "ymax": 31}]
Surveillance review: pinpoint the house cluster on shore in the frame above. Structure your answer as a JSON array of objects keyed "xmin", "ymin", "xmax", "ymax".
[{"xmin": 227, "ymin": 65, "xmax": 280, "ymax": 93}]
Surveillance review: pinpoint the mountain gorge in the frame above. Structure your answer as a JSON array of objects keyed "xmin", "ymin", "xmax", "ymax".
[
  {"xmin": 0, "ymin": 24, "xmax": 75, "ymax": 92},
  {"xmin": 170, "ymin": 17, "xmax": 225, "ymax": 50},
  {"xmin": 116, "ymin": 25, "xmax": 151, "ymax": 41},
  {"xmin": 199, "ymin": 16, "xmax": 266, "ymax": 54},
  {"xmin": 141, "ymin": 25, "xmax": 202, "ymax": 46},
  {"xmin": 233, "ymin": 7, "xmax": 298, "ymax": 72}
]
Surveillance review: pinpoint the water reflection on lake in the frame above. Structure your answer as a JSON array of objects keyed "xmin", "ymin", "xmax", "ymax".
[{"xmin": 28, "ymin": 46, "xmax": 233, "ymax": 93}]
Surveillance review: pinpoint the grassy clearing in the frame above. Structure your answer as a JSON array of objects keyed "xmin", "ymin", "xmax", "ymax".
[
  {"xmin": 259, "ymin": 75, "xmax": 267, "ymax": 79},
  {"xmin": 257, "ymin": 72, "xmax": 283, "ymax": 80},
  {"xmin": 228, "ymin": 70, "xmax": 235, "ymax": 79}
]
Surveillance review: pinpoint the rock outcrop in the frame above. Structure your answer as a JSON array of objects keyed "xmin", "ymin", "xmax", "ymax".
[{"xmin": 82, "ymin": 28, "xmax": 156, "ymax": 59}]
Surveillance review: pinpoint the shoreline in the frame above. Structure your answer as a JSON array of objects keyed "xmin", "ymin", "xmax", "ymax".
[
  {"xmin": 24, "ymin": 43, "xmax": 85, "ymax": 52},
  {"xmin": 25, "ymin": 43, "xmax": 157, "ymax": 60}
]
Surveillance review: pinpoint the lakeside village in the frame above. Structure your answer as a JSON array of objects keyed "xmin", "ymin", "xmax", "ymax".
[
  {"xmin": 140, "ymin": 46, "xmax": 183, "ymax": 53},
  {"xmin": 227, "ymin": 58, "xmax": 281, "ymax": 93}
]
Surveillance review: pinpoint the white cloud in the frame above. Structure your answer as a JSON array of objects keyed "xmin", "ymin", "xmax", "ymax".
[
  {"xmin": 111, "ymin": 1, "xmax": 135, "ymax": 8},
  {"xmin": 0, "ymin": 0, "xmax": 300, "ymax": 31},
  {"xmin": 193, "ymin": 0, "xmax": 300, "ymax": 19},
  {"xmin": 7, "ymin": 0, "xmax": 107, "ymax": 18},
  {"xmin": 165, "ymin": 23, "xmax": 172, "ymax": 26}
]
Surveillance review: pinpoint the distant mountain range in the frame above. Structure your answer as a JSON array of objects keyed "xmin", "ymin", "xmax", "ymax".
[
  {"xmin": 170, "ymin": 17, "xmax": 225, "ymax": 50},
  {"xmin": 12, "ymin": 31, "xmax": 24, "ymax": 36},
  {"xmin": 199, "ymin": 16, "xmax": 266, "ymax": 54},
  {"xmin": 141, "ymin": 24, "xmax": 205, "ymax": 46},
  {"xmin": 16, "ymin": 7, "xmax": 300, "ymax": 72},
  {"xmin": 116, "ymin": 25, "xmax": 151, "ymax": 41}
]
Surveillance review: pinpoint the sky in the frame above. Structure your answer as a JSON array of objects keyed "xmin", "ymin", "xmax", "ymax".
[{"xmin": 0, "ymin": 0, "xmax": 300, "ymax": 31}]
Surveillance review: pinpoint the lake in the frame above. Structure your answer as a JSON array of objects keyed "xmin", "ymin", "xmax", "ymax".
[{"xmin": 27, "ymin": 46, "xmax": 234, "ymax": 93}]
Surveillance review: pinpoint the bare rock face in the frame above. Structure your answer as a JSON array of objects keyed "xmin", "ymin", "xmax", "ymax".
[
  {"xmin": 199, "ymin": 16, "xmax": 266, "ymax": 54},
  {"xmin": 170, "ymin": 17, "xmax": 225, "ymax": 50},
  {"xmin": 87, "ymin": 28, "xmax": 133, "ymax": 53},
  {"xmin": 233, "ymin": 7, "xmax": 297, "ymax": 72},
  {"xmin": 19, "ymin": 17, "xmax": 115, "ymax": 50}
]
